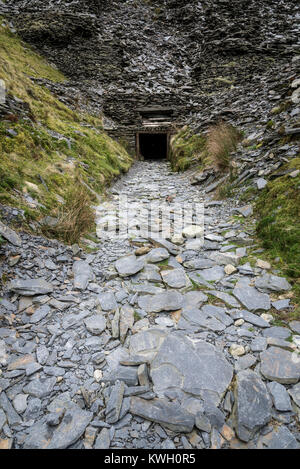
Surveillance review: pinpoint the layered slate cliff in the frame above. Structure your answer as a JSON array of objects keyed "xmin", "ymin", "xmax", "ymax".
[{"xmin": 2, "ymin": 0, "xmax": 300, "ymax": 152}]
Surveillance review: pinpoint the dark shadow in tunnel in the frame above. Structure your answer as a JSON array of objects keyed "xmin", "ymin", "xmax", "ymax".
[{"xmin": 139, "ymin": 133, "xmax": 167, "ymax": 160}]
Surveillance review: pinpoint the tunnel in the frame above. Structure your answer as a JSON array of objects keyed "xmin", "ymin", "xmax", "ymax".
[{"xmin": 138, "ymin": 133, "xmax": 168, "ymax": 160}]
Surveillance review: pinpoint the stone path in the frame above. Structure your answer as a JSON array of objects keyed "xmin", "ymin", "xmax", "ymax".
[{"xmin": 0, "ymin": 160, "xmax": 300, "ymax": 449}]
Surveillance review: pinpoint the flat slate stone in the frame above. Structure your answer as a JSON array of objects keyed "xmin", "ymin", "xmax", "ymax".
[
  {"xmin": 255, "ymin": 274, "xmax": 291, "ymax": 293},
  {"xmin": 23, "ymin": 404, "xmax": 93, "ymax": 449},
  {"xmin": 73, "ymin": 261, "xmax": 93, "ymax": 290},
  {"xmin": 260, "ymin": 426, "xmax": 300, "ymax": 449},
  {"xmin": 267, "ymin": 381, "xmax": 292, "ymax": 412},
  {"xmin": 234, "ymin": 370, "xmax": 272, "ymax": 442},
  {"xmin": 260, "ymin": 347, "xmax": 300, "ymax": 384},
  {"xmin": 138, "ymin": 291, "xmax": 183, "ymax": 313},
  {"xmin": 232, "ymin": 309, "xmax": 270, "ymax": 328},
  {"xmin": 161, "ymin": 268, "xmax": 188, "ymax": 289},
  {"xmin": 94, "ymin": 428, "xmax": 111, "ymax": 449},
  {"xmin": 115, "ymin": 255, "xmax": 145, "ymax": 277},
  {"xmin": 0, "ymin": 392, "xmax": 22, "ymax": 426},
  {"xmin": 288, "ymin": 382, "xmax": 300, "ymax": 407},
  {"xmin": 129, "ymin": 328, "xmax": 167, "ymax": 362},
  {"xmin": 183, "ymin": 258, "xmax": 216, "ymax": 269},
  {"xmin": 130, "ymin": 397, "xmax": 194, "ymax": 433},
  {"xmin": 182, "ymin": 291, "xmax": 208, "ymax": 308},
  {"xmin": 262, "ymin": 326, "xmax": 290, "ymax": 340},
  {"xmin": 149, "ymin": 237, "xmax": 180, "ymax": 256},
  {"xmin": 98, "ymin": 292, "xmax": 117, "ymax": 311},
  {"xmin": 23, "ymin": 376, "xmax": 57, "ymax": 398},
  {"xmin": 29, "ymin": 304, "xmax": 51, "ymax": 324},
  {"xmin": 207, "ymin": 290, "xmax": 240, "ymax": 308},
  {"xmin": 84, "ymin": 315, "xmax": 106, "ymax": 335},
  {"xmin": 0, "ymin": 221, "xmax": 22, "ymax": 246},
  {"xmin": 195, "ymin": 266, "xmax": 225, "ymax": 282},
  {"xmin": 7, "ymin": 278, "xmax": 53, "ymax": 296},
  {"xmin": 289, "ymin": 321, "xmax": 300, "ymax": 334},
  {"xmin": 146, "ymin": 248, "xmax": 170, "ymax": 263},
  {"xmin": 150, "ymin": 334, "xmax": 233, "ymax": 400},
  {"xmin": 233, "ymin": 279, "xmax": 270, "ymax": 312}
]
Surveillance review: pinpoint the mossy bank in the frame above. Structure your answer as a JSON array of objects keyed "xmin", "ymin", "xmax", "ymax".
[{"xmin": 0, "ymin": 19, "xmax": 132, "ymax": 241}]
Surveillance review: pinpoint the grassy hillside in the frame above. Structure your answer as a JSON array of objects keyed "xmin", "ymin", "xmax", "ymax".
[{"xmin": 0, "ymin": 19, "xmax": 131, "ymax": 240}]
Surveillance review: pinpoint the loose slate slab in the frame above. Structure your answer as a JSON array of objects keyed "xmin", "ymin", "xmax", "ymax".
[
  {"xmin": 209, "ymin": 252, "xmax": 239, "ymax": 266},
  {"xmin": 231, "ymin": 310, "xmax": 270, "ymax": 328},
  {"xmin": 262, "ymin": 326, "xmax": 290, "ymax": 340},
  {"xmin": 234, "ymin": 370, "xmax": 272, "ymax": 442},
  {"xmin": 115, "ymin": 255, "xmax": 145, "ymax": 277},
  {"xmin": 260, "ymin": 426, "xmax": 300, "ymax": 449},
  {"xmin": 182, "ymin": 291, "xmax": 208, "ymax": 309},
  {"xmin": 260, "ymin": 347, "xmax": 300, "ymax": 384},
  {"xmin": 149, "ymin": 237, "xmax": 180, "ymax": 256},
  {"xmin": 289, "ymin": 321, "xmax": 300, "ymax": 334},
  {"xmin": 130, "ymin": 397, "xmax": 194, "ymax": 433},
  {"xmin": 23, "ymin": 404, "xmax": 93, "ymax": 449},
  {"xmin": 207, "ymin": 290, "xmax": 240, "ymax": 308},
  {"xmin": 106, "ymin": 381, "xmax": 125, "ymax": 424},
  {"xmin": 73, "ymin": 261, "xmax": 93, "ymax": 290},
  {"xmin": 150, "ymin": 334, "xmax": 233, "ymax": 400},
  {"xmin": 7, "ymin": 278, "xmax": 53, "ymax": 296},
  {"xmin": 146, "ymin": 248, "xmax": 170, "ymax": 263},
  {"xmin": 138, "ymin": 291, "xmax": 183, "ymax": 313},
  {"xmin": 233, "ymin": 279, "xmax": 270, "ymax": 312},
  {"xmin": 161, "ymin": 268, "xmax": 188, "ymax": 289},
  {"xmin": 195, "ymin": 266, "xmax": 225, "ymax": 282},
  {"xmin": 23, "ymin": 376, "xmax": 57, "ymax": 398},
  {"xmin": 288, "ymin": 382, "xmax": 300, "ymax": 407},
  {"xmin": 267, "ymin": 382, "xmax": 292, "ymax": 412},
  {"xmin": 98, "ymin": 292, "xmax": 117, "ymax": 311},
  {"xmin": 255, "ymin": 274, "xmax": 292, "ymax": 293},
  {"xmin": 129, "ymin": 328, "xmax": 168, "ymax": 362},
  {"xmin": 0, "ymin": 221, "xmax": 22, "ymax": 246},
  {"xmin": 29, "ymin": 304, "xmax": 51, "ymax": 324},
  {"xmin": 84, "ymin": 315, "xmax": 106, "ymax": 335}
]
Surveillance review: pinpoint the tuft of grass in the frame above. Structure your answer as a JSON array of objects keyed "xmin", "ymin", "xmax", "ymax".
[
  {"xmin": 206, "ymin": 122, "xmax": 242, "ymax": 171},
  {"xmin": 41, "ymin": 186, "xmax": 95, "ymax": 244}
]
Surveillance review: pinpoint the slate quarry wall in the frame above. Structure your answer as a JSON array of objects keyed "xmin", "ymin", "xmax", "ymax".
[{"xmin": 2, "ymin": 0, "xmax": 300, "ymax": 155}]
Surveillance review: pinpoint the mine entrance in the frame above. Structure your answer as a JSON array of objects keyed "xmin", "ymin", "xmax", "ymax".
[{"xmin": 138, "ymin": 133, "xmax": 168, "ymax": 160}]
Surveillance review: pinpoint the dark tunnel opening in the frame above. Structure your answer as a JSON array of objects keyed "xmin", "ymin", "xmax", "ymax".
[{"xmin": 138, "ymin": 133, "xmax": 168, "ymax": 160}]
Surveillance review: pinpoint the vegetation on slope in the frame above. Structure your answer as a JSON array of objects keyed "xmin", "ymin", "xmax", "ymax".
[
  {"xmin": 0, "ymin": 20, "xmax": 132, "ymax": 241},
  {"xmin": 169, "ymin": 123, "xmax": 241, "ymax": 172},
  {"xmin": 255, "ymin": 158, "xmax": 300, "ymax": 316}
]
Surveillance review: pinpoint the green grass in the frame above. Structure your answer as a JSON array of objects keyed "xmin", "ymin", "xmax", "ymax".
[
  {"xmin": 256, "ymin": 158, "xmax": 300, "ymax": 318},
  {"xmin": 0, "ymin": 20, "xmax": 132, "ymax": 235},
  {"xmin": 169, "ymin": 126, "xmax": 206, "ymax": 172}
]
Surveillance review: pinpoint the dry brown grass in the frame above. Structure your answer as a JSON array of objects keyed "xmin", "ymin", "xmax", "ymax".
[
  {"xmin": 43, "ymin": 186, "xmax": 95, "ymax": 245},
  {"xmin": 206, "ymin": 122, "xmax": 242, "ymax": 171}
]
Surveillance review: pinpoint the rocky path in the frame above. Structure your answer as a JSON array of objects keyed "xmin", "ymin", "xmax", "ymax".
[{"xmin": 0, "ymin": 160, "xmax": 300, "ymax": 449}]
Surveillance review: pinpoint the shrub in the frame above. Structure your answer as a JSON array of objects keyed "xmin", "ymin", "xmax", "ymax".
[
  {"xmin": 206, "ymin": 122, "xmax": 242, "ymax": 171},
  {"xmin": 42, "ymin": 185, "xmax": 95, "ymax": 244}
]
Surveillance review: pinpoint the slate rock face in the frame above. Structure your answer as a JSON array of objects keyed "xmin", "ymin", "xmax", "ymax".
[
  {"xmin": 150, "ymin": 334, "xmax": 233, "ymax": 400},
  {"xmin": 130, "ymin": 397, "xmax": 195, "ymax": 433},
  {"xmin": 234, "ymin": 370, "xmax": 272, "ymax": 442},
  {"xmin": 7, "ymin": 278, "xmax": 53, "ymax": 296},
  {"xmin": 260, "ymin": 347, "xmax": 300, "ymax": 384}
]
